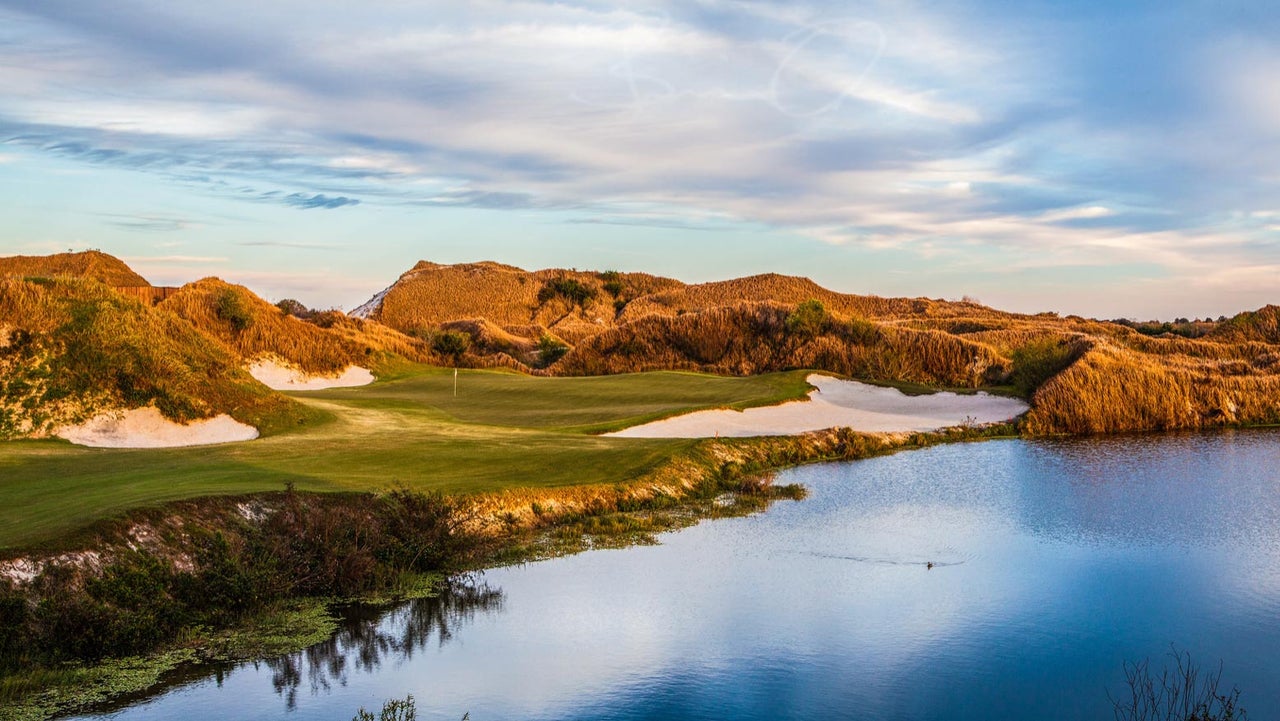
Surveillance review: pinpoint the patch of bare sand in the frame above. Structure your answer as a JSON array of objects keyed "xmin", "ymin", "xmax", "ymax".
[
  {"xmin": 56, "ymin": 407, "xmax": 259, "ymax": 448},
  {"xmin": 248, "ymin": 358, "xmax": 374, "ymax": 391},
  {"xmin": 607, "ymin": 374, "xmax": 1029, "ymax": 438}
]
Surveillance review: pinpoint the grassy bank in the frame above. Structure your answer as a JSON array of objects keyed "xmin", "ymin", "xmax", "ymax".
[{"xmin": 0, "ymin": 366, "xmax": 812, "ymax": 550}]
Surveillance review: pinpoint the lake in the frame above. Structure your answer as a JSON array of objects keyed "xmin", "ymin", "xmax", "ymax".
[{"xmin": 70, "ymin": 430, "xmax": 1280, "ymax": 720}]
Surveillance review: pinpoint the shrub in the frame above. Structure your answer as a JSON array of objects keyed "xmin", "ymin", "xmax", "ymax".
[
  {"xmin": 353, "ymin": 695, "xmax": 417, "ymax": 721},
  {"xmin": 785, "ymin": 299, "xmax": 829, "ymax": 339},
  {"xmin": 215, "ymin": 289, "xmax": 253, "ymax": 332},
  {"xmin": 1010, "ymin": 337, "xmax": 1079, "ymax": 396},
  {"xmin": 536, "ymin": 334, "xmax": 569, "ymax": 367},
  {"xmin": 537, "ymin": 278, "xmax": 596, "ymax": 307},
  {"xmin": 431, "ymin": 329, "xmax": 472, "ymax": 359},
  {"xmin": 275, "ymin": 298, "xmax": 314, "ymax": 319}
]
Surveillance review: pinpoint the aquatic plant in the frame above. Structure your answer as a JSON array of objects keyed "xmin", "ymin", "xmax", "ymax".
[{"xmin": 1111, "ymin": 646, "xmax": 1248, "ymax": 721}]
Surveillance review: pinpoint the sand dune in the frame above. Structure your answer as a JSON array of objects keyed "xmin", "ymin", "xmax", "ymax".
[{"xmin": 607, "ymin": 375, "xmax": 1029, "ymax": 438}]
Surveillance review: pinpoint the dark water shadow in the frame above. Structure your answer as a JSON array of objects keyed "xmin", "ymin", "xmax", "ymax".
[{"xmin": 262, "ymin": 578, "xmax": 505, "ymax": 711}]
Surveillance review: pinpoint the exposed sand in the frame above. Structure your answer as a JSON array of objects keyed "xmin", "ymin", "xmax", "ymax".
[
  {"xmin": 607, "ymin": 374, "xmax": 1029, "ymax": 438},
  {"xmin": 248, "ymin": 358, "xmax": 375, "ymax": 391},
  {"xmin": 56, "ymin": 407, "xmax": 260, "ymax": 448}
]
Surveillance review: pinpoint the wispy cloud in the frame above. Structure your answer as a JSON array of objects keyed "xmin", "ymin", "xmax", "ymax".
[{"xmin": 280, "ymin": 193, "xmax": 359, "ymax": 210}]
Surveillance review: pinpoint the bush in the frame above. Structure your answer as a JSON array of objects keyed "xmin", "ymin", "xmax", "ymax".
[
  {"xmin": 431, "ymin": 330, "xmax": 471, "ymax": 359},
  {"xmin": 1010, "ymin": 337, "xmax": 1079, "ymax": 396},
  {"xmin": 537, "ymin": 278, "xmax": 596, "ymax": 307},
  {"xmin": 536, "ymin": 334, "xmax": 569, "ymax": 367},
  {"xmin": 215, "ymin": 290, "xmax": 252, "ymax": 332},
  {"xmin": 275, "ymin": 298, "xmax": 315, "ymax": 319},
  {"xmin": 785, "ymin": 299, "xmax": 829, "ymax": 339},
  {"xmin": 353, "ymin": 695, "xmax": 416, "ymax": 721}
]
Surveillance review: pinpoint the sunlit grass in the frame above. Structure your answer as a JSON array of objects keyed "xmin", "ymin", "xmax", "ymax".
[{"xmin": 0, "ymin": 366, "xmax": 812, "ymax": 550}]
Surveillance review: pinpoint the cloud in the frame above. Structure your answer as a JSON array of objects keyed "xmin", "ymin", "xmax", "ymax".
[
  {"xmin": 122, "ymin": 254, "xmax": 227, "ymax": 263},
  {"xmin": 280, "ymin": 193, "xmax": 359, "ymax": 210},
  {"xmin": 97, "ymin": 213, "xmax": 199, "ymax": 232},
  {"xmin": 237, "ymin": 240, "xmax": 342, "ymax": 250}
]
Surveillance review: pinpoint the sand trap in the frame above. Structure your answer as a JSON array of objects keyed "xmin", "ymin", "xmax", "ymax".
[
  {"xmin": 248, "ymin": 358, "xmax": 374, "ymax": 391},
  {"xmin": 607, "ymin": 375, "xmax": 1029, "ymax": 438},
  {"xmin": 56, "ymin": 407, "xmax": 259, "ymax": 448}
]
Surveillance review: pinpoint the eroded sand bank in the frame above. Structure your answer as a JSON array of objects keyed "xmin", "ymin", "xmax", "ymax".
[
  {"xmin": 56, "ymin": 407, "xmax": 260, "ymax": 448},
  {"xmin": 248, "ymin": 358, "xmax": 375, "ymax": 391},
  {"xmin": 607, "ymin": 375, "xmax": 1029, "ymax": 438}
]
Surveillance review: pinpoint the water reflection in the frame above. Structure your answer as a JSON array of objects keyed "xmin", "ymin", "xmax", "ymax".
[{"xmin": 262, "ymin": 579, "xmax": 504, "ymax": 711}]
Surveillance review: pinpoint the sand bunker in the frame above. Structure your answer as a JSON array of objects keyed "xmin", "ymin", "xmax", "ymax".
[
  {"xmin": 248, "ymin": 358, "xmax": 375, "ymax": 391},
  {"xmin": 56, "ymin": 407, "xmax": 260, "ymax": 448},
  {"xmin": 607, "ymin": 375, "xmax": 1029, "ymax": 438}
]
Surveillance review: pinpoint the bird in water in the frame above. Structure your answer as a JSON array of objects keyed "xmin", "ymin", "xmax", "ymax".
[{"xmin": 926, "ymin": 561, "xmax": 934, "ymax": 570}]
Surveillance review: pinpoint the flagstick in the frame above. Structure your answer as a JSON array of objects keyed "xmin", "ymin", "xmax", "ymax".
[{"xmin": 453, "ymin": 367, "xmax": 458, "ymax": 397}]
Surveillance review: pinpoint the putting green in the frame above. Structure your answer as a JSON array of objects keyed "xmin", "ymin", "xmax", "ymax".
[{"xmin": 0, "ymin": 367, "xmax": 812, "ymax": 550}]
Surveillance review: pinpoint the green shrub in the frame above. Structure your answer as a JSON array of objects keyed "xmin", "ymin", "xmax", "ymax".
[
  {"xmin": 785, "ymin": 299, "xmax": 829, "ymax": 339},
  {"xmin": 215, "ymin": 290, "xmax": 252, "ymax": 332},
  {"xmin": 431, "ymin": 330, "xmax": 471, "ymax": 359},
  {"xmin": 537, "ymin": 278, "xmax": 596, "ymax": 306},
  {"xmin": 536, "ymin": 334, "xmax": 569, "ymax": 367},
  {"xmin": 1010, "ymin": 337, "xmax": 1080, "ymax": 396},
  {"xmin": 353, "ymin": 695, "xmax": 417, "ymax": 721}
]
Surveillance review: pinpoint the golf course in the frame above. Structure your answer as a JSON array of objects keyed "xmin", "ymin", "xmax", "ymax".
[{"xmin": 0, "ymin": 366, "xmax": 814, "ymax": 550}]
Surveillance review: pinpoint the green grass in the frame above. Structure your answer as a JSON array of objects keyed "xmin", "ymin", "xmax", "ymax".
[{"xmin": 0, "ymin": 366, "xmax": 812, "ymax": 550}]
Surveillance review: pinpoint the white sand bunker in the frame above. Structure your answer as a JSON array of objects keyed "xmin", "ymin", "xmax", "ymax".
[
  {"xmin": 248, "ymin": 358, "xmax": 374, "ymax": 391},
  {"xmin": 56, "ymin": 407, "xmax": 259, "ymax": 448},
  {"xmin": 608, "ymin": 375, "xmax": 1029, "ymax": 438}
]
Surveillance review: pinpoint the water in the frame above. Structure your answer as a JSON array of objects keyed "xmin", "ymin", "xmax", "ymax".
[{"xmin": 71, "ymin": 431, "xmax": 1280, "ymax": 720}]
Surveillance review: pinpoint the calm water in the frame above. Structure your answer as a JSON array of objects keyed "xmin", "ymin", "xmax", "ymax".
[{"xmin": 71, "ymin": 431, "xmax": 1280, "ymax": 720}]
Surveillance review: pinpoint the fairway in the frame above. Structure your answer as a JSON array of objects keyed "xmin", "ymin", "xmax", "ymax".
[{"xmin": 0, "ymin": 367, "xmax": 813, "ymax": 550}]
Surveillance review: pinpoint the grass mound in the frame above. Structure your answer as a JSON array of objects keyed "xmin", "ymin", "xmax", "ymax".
[
  {"xmin": 160, "ymin": 278, "xmax": 407, "ymax": 375},
  {"xmin": 0, "ymin": 276, "xmax": 313, "ymax": 439},
  {"xmin": 0, "ymin": 250, "xmax": 150, "ymax": 287}
]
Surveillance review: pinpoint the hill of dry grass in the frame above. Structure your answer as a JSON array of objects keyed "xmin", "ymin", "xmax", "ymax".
[
  {"xmin": 357, "ymin": 258, "xmax": 1280, "ymax": 435},
  {"xmin": 0, "ymin": 250, "xmax": 150, "ymax": 287},
  {"xmin": 158, "ymin": 278, "xmax": 430, "ymax": 374},
  {"xmin": 0, "ymin": 276, "xmax": 309, "ymax": 438},
  {"xmin": 6, "ymin": 251, "xmax": 1280, "ymax": 438}
]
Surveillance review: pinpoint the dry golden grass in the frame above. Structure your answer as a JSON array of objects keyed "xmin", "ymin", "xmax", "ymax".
[
  {"xmin": 1024, "ymin": 341, "xmax": 1280, "ymax": 434},
  {"xmin": 0, "ymin": 251, "xmax": 150, "ymax": 287},
  {"xmin": 0, "ymin": 277, "xmax": 304, "ymax": 436},
  {"xmin": 557, "ymin": 301, "xmax": 1008, "ymax": 386},
  {"xmin": 159, "ymin": 278, "xmax": 428, "ymax": 374},
  {"xmin": 9, "ymin": 252, "xmax": 1280, "ymax": 438},
  {"xmin": 374, "ymin": 261, "xmax": 681, "ymax": 339},
  {"xmin": 1208, "ymin": 305, "xmax": 1280, "ymax": 344}
]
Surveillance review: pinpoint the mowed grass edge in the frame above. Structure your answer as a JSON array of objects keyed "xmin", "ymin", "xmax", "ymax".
[{"xmin": 0, "ymin": 367, "xmax": 813, "ymax": 550}]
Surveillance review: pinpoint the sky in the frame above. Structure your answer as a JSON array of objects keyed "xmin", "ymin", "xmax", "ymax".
[{"xmin": 1, "ymin": 0, "xmax": 1277, "ymax": 319}]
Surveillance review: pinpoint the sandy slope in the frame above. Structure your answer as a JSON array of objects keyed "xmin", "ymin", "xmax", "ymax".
[
  {"xmin": 247, "ymin": 358, "xmax": 375, "ymax": 391},
  {"xmin": 56, "ymin": 407, "xmax": 259, "ymax": 448},
  {"xmin": 607, "ymin": 375, "xmax": 1029, "ymax": 438}
]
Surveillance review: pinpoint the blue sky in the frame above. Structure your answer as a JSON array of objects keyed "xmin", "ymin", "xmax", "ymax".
[{"xmin": 1, "ymin": 0, "xmax": 1277, "ymax": 318}]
